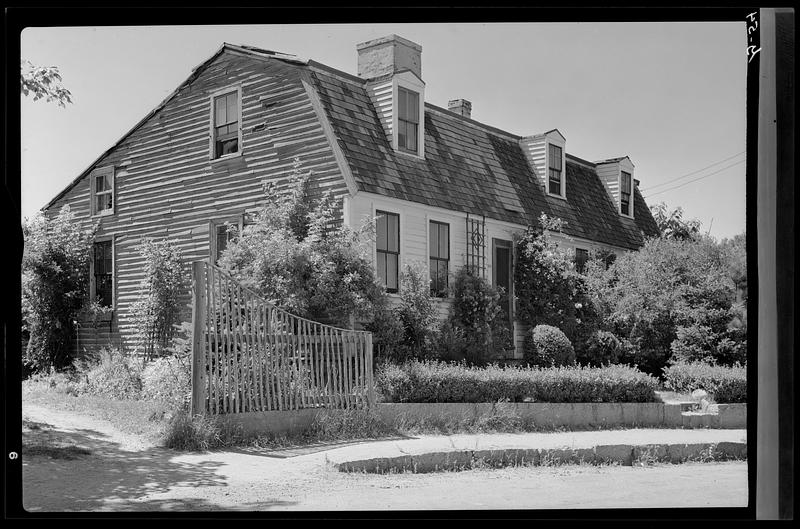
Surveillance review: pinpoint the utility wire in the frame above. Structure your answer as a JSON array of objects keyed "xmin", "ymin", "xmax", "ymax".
[
  {"xmin": 640, "ymin": 150, "xmax": 746, "ymax": 192},
  {"xmin": 643, "ymin": 158, "xmax": 746, "ymax": 199}
]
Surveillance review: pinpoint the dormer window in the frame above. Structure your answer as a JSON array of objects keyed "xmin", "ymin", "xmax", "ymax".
[
  {"xmin": 210, "ymin": 87, "xmax": 242, "ymax": 160},
  {"xmin": 620, "ymin": 171, "xmax": 632, "ymax": 216},
  {"xmin": 398, "ymin": 87, "xmax": 419, "ymax": 154},
  {"xmin": 548, "ymin": 144, "xmax": 563, "ymax": 196}
]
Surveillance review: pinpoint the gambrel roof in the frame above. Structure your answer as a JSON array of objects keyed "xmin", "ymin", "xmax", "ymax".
[{"xmin": 44, "ymin": 43, "xmax": 660, "ymax": 250}]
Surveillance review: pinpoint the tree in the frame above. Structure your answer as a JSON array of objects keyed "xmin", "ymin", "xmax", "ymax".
[
  {"xmin": 217, "ymin": 159, "xmax": 385, "ymax": 328},
  {"xmin": 650, "ymin": 202, "xmax": 702, "ymax": 241},
  {"xmin": 584, "ymin": 235, "xmax": 746, "ymax": 375},
  {"xmin": 20, "ymin": 60, "xmax": 73, "ymax": 107},
  {"xmin": 22, "ymin": 206, "xmax": 95, "ymax": 372}
]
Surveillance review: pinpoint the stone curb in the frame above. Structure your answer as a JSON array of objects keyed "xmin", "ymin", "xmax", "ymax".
[{"xmin": 334, "ymin": 442, "xmax": 747, "ymax": 474}]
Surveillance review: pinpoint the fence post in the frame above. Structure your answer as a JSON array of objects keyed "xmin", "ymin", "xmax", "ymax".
[
  {"xmin": 190, "ymin": 261, "xmax": 208, "ymax": 416},
  {"xmin": 365, "ymin": 332, "xmax": 375, "ymax": 407}
]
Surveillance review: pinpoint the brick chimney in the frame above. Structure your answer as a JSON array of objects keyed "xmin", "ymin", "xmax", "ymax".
[
  {"xmin": 357, "ymin": 34, "xmax": 422, "ymax": 80},
  {"xmin": 448, "ymin": 99, "xmax": 472, "ymax": 119}
]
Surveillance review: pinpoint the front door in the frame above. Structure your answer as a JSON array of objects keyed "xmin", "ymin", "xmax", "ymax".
[{"xmin": 493, "ymin": 238, "xmax": 513, "ymax": 329}]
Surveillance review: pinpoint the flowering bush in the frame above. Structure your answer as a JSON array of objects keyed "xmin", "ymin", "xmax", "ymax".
[
  {"xmin": 523, "ymin": 324, "xmax": 576, "ymax": 367},
  {"xmin": 376, "ymin": 360, "xmax": 659, "ymax": 403},
  {"xmin": 218, "ymin": 158, "xmax": 385, "ymax": 327},
  {"xmin": 22, "ymin": 205, "xmax": 96, "ymax": 373},
  {"xmin": 662, "ymin": 361, "xmax": 747, "ymax": 403}
]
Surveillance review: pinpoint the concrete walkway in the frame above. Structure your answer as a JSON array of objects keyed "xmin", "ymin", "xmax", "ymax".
[{"xmin": 322, "ymin": 428, "xmax": 747, "ymax": 473}]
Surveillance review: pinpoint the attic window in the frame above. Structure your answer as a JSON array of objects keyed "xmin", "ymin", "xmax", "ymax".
[
  {"xmin": 91, "ymin": 166, "xmax": 114, "ymax": 217},
  {"xmin": 397, "ymin": 87, "xmax": 419, "ymax": 154},
  {"xmin": 211, "ymin": 88, "xmax": 242, "ymax": 159},
  {"xmin": 620, "ymin": 171, "xmax": 632, "ymax": 216},
  {"xmin": 548, "ymin": 144, "xmax": 563, "ymax": 196}
]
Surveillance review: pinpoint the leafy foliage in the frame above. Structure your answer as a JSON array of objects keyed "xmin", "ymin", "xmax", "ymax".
[
  {"xmin": 584, "ymin": 235, "xmax": 746, "ymax": 375},
  {"xmin": 376, "ymin": 360, "xmax": 659, "ymax": 403},
  {"xmin": 437, "ymin": 266, "xmax": 512, "ymax": 365},
  {"xmin": 218, "ymin": 158, "xmax": 385, "ymax": 327},
  {"xmin": 22, "ymin": 206, "xmax": 96, "ymax": 372},
  {"xmin": 650, "ymin": 202, "xmax": 702, "ymax": 241},
  {"xmin": 130, "ymin": 238, "xmax": 184, "ymax": 361},
  {"xmin": 20, "ymin": 60, "xmax": 73, "ymax": 107},
  {"xmin": 523, "ymin": 324, "xmax": 576, "ymax": 367},
  {"xmin": 80, "ymin": 348, "xmax": 143, "ymax": 400},
  {"xmin": 578, "ymin": 329, "xmax": 622, "ymax": 367},
  {"xmin": 662, "ymin": 362, "xmax": 747, "ymax": 403}
]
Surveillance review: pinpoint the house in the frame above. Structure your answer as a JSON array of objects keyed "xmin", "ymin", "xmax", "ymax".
[{"xmin": 42, "ymin": 34, "xmax": 660, "ymax": 358}]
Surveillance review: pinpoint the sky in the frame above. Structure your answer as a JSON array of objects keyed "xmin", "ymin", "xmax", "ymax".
[{"xmin": 20, "ymin": 22, "xmax": 747, "ymax": 240}]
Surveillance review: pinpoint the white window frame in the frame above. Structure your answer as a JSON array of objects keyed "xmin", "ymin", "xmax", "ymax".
[
  {"xmin": 619, "ymin": 169, "xmax": 634, "ymax": 219},
  {"xmin": 90, "ymin": 165, "xmax": 115, "ymax": 217},
  {"xmin": 545, "ymin": 137, "xmax": 567, "ymax": 199},
  {"xmin": 427, "ymin": 216, "xmax": 452, "ymax": 298},
  {"xmin": 209, "ymin": 85, "xmax": 243, "ymax": 161},
  {"xmin": 209, "ymin": 215, "xmax": 245, "ymax": 264},
  {"xmin": 90, "ymin": 235, "xmax": 116, "ymax": 309},
  {"xmin": 392, "ymin": 73, "xmax": 425, "ymax": 160}
]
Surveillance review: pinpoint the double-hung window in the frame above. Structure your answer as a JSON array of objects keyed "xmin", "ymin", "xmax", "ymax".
[
  {"xmin": 397, "ymin": 87, "xmax": 419, "ymax": 154},
  {"xmin": 212, "ymin": 89, "xmax": 241, "ymax": 159},
  {"xmin": 620, "ymin": 171, "xmax": 632, "ymax": 216},
  {"xmin": 376, "ymin": 211, "xmax": 400, "ymax": 293},
  {"xmin": 548, "ymin": 144, "xmax": 563, "ymax": 196},
  {"xmin": 93, "ymin": 240, "xmax": 114, "ymax": 307},
  {"xmin": 91, "ymin": 166, "xmax": 114, "ymax": 216},
  {"xmin": 429, "ymin": 221, "xmax": 449, "ymax": 297}
]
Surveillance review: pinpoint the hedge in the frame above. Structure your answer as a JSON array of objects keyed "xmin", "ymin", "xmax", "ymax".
[
  {"xmin": 662, "ymin": 362, "xmax": 747, "ymax": 403},
  {"xmin": 376, "ymin": 360, "xmax": 659, "ymax": 403}
]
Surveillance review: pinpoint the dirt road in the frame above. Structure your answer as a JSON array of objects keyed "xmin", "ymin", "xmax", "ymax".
[{"xmin": 20, "ymin": 404, "xmax": 749, "ymax": 512}]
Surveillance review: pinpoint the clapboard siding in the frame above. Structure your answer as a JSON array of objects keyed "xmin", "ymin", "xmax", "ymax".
[
  {"xmin": 348, "ymin": 191, "xmax": 528, "ymax": 358},
  {"xmin": 595, "ymin": 162, "xmax": 621, "ymax": 212},
  {"xmin": 45, "ymin": 52, "xmax": 351, "ymax": 354},
  {"xmin": 365, "ymin": 78, "xmax": 393, "ymax": 145}
]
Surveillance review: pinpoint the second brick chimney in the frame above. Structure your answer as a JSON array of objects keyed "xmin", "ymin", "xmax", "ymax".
[{"xmin": 448, "ymin": 99, "xmax": 472, "ymax": 119}]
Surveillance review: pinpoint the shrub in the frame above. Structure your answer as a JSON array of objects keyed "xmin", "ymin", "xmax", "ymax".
[
  {"xmin": 141, "ymin": 355, "xmax": 191, "ymax": 409},
  {"xmin": 584, "ymin": 235, "xmax": 745, "ymax": 376},
  {"xmin": 579, "ymin": 330, "xmax": 622, "ymax": 367},
  {"xmin": 80, "ymin": 348, "xmax": 143, "ymax": 400},
  {"xmin": 662, "ymin": 361, "xmax": 747, "ymax": 403},
  {"xmin": 524, "ymin": 325, "xmax": 576, "ymax": 367},
  {"xmin": 376, "ymin": 360, "xmax": 659, "ymax": 403},
  {"xmin": 218, "ymin": 158, "xmax": 386, "ymax": 328},
  {"xmin": 364, "ymin": 302, "xmax": 405, "ymax": 361},
  {"xmin": 395, "ymin": 263, "xmax": 437, "ymax": 359},
  {"xmin": 130, "ymin": 238, "xmax": 184, "ymax": 362},
  {"xmin": 437, "ymin": 267, "xmax": 512, "ymax": 365},
  {"xmin": 22, "ymin": 205, "xmax": 96, "ymax": 372}
]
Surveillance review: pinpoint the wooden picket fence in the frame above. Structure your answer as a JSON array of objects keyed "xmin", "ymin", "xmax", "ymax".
[{"xmin": 189, "ymin": 261, "xmax": 375, "ymax": 415}]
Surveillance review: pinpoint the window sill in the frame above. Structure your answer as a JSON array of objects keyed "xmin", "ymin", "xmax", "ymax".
[
  {"xmin": 395, "ymin": 149, "xmax": 425, "ymax": 161},
  {"xmin": 546, "ymin": 192, "xmax": 567, "ymax": 201},
  {"xmin": 210, "ymin": 151, "xmax": 243, "ymax": 164},
  {"xmin": 91, "ymin": 211, "xmax": 115, "ymax": 219}
]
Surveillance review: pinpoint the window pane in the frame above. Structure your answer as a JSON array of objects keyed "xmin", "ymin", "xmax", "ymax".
[
  {"xmin": 215, "ymin": 95, "xmax": 227, "ymax": 126},
  {"xmin": 377, "ymin": 253, "xmax": 387, "ymax": 285},
  {"xmin": 376, "ymin": 213, "xmax": 387, "ymax": 251},
  {"xmin": 398, "ymin": 88, "xmax": 407, "ymax": 120},
  {"xmin": 407, "ymin": 123, "xmax": 417, "ymax": 152},
  {"xmin": 408, "ymin": 91, "xmax": 418, "ymax": 123},
  {"xmin": 226, "ymin": 92, "xmax": 237, "ymax": 124},
  {"xmin": 430, "ymin": 259, "xmax": 438, "ymax": 293},
  {"xmin": 386, "ymin": 253, "xmax": 398, "ymax": 290},
  {"xmin": 429, "ymin": 222, "xmax": 438, "ymax": 258},
  {"xmin": 439, "ymin": 224, "xmax": 449, "ymax": 259},
  {"xmin": 387, "ymin": 214, "xmax": 399, "ymax": 253},
  {"xmin": 398, "ymin": 121, "xmax": 407, "ymax": 150}
]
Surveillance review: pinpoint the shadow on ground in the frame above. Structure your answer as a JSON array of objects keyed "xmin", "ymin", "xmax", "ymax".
[{"xmin": 21, "ymin": 422, "xmax": 258, "ymax": 512}]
